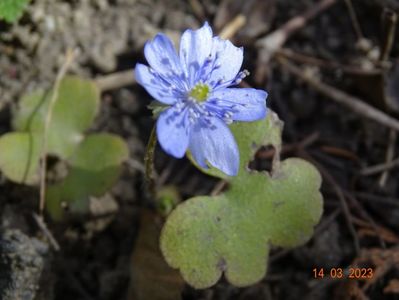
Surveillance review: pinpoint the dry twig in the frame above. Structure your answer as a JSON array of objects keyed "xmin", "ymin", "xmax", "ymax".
[
  {"xmin": 360, "ymin": 156, "xmax": 399, "ymax": 176},
  {"xmin": 218, "ymin": 14, "xmax": 246, "ymax": 40},
  {"xmin": 379, "ymin": 130, "xmax": 397, "ymax": 186},
  {"xmin": 344, "ymin": 0, "xmax": 364, "ymax": 40},
  {"xmin": 255, "ymin": 0, "xmax": 336, "ymax": 82},
  {"xmin": 39, "ymin": 49, "xmax": 77, "ymax": 215},
  {"xmin": 345, "ymin": 192, "xmax": 386, "ymax": 248},
  {"xmin": 355, "ymin": 192, "xmax": 399, "ymax": 207},
  {"xmin": 95, "ymin": 69, "xmax": 135, "ymax": 92},
  {"xmin": 378, "ymin": 10, "xmax": 398, "ymax": 187},
  {"xmin": 300, "ymin": 151, "xmax": 361, "ymax": 254},
  {"xmin": 32, "ymin": 213, "xmax": 60, "ymax": 251},
  {"xmin": 276, "ymin": 48, "xmax": 381, "ymax": 76},
  {"xmin": 277, "ymin": 57, "xmax": 399, "ymax": 132},
  {"xmin": 380, "ymin": 9, "xmax": 397, "ymax": 62}
]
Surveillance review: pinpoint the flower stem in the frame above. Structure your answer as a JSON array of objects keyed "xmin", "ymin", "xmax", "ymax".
[{"xmin": 144, "ymin": 125, "xmax": 157, "ymax": 193}]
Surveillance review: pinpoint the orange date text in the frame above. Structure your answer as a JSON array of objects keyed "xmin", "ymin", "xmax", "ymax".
[{"xmin": 312, "ymin": 267, "xmax": 374, "ymax": 279}]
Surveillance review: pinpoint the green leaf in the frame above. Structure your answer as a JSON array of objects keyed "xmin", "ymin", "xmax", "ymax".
[
  {"xmin": 13, "ymin": 76, "xmax": 100, "ymax": 159},
  {"xmin": 0, "ymin": 132, "xmax": 41, "ymax": 184},
  {"xmin": 0, "ymin": 0, "xmax": 30, "ymax": 23},
  {"xmin": 156, "ymin": 185, "xmax": 181, "ymax": 216},
  {"xmin": 46, "ymin": 133, "xmax": 129, "ymax": 220},
  {"xmin": 161, "ymin": 112, "xmax": 323, "ymax": 288},
  {"xmin": 187, "ymin": 111, "xmax": 283, "ymax": 179},
  {"xmin": 147, "ymin": 101, "xmax": 169, "ymax": 119}
]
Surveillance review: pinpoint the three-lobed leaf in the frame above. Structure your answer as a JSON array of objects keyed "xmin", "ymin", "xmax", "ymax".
[
  {"xmin": 161, "ymin": 112, "xmax": 323, "ymax": 288},
  {"xmin": 0, "ymin": 76, "xmax": 129, "ymax": 222},
  {"xmin": 0, "ymin": 76, "xmax": 100, "ymax": 184}
]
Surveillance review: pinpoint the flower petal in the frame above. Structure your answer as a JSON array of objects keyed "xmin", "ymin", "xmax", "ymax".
[
  {"xmin": 207, "ymin": 37, "xmax": 243, "ymax": 85},
  {"xmin": 212, "ymin": 88, "xmax": 268, "ymax": 121},
  {"xmin": 156, "ymin": 106, "xmax": 190, "ymax": 158},
  {"xmin": 144, "ymin": 33, "xmax": 182, "ymax": 76},
  {"xmin": 135, "ymin": 63, "xmax": 177, "ymax": 105},
  {"xmin": 179, "ymin": 22, "xmax": 213, "ymax": 85},
  {"xmin": 189, "ymin": 117, "xmax": 239, "ymax": 176}
]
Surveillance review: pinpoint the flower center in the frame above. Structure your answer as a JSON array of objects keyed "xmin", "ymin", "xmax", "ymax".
[{"xmin": 189, "ymin": 83, "xmax": 210, "ymax": 102}]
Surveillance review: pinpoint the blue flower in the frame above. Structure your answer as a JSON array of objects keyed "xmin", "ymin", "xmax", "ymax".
[{"xmin": 136, "ymin": 22, "xmax": 268, "ymax": 176}]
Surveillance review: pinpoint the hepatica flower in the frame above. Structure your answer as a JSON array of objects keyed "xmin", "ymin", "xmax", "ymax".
[{"xmin": 136, "ymin": 23, "xmax": 268, "ymax": 176}]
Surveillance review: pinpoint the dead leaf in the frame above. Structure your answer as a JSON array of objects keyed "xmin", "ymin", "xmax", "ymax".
[{"xmin": 129, "ymin": 210, "xmax": 184, "ymax": 300}]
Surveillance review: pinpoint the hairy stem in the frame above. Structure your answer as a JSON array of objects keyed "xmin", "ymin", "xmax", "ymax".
[{"xmin": 144, "ymin": 125, "xmax": 157, "ymax": 193}]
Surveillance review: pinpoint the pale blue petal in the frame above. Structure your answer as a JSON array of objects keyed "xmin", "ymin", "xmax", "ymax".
[
  {"xmin": 157, "ymin": 106, "xmax": 190, "ymax": 158},
  {"xmin": 144, "ymin": 33, "xmax": 182, "ymax": 76},
  {"xmin": 212, "ymin": 88, "xmax": 268, "ymax": 121},
  {"xmin": 189, "ymin": 117, "xmax": 239, "ymax": 176},
  {"xmin": 135, "ymin": 63, "xmax": 177, "ymax": 105},
  {"xmin": 179, "ymin": 22, "xmax": 213, "ymax": 85},
  {"xmin": 207, "ymin": 37, "xmax": 243, "ymax": 85}
]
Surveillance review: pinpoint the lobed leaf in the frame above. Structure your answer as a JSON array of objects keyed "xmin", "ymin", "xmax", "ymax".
[
  {"xmin": 161, "ymin": 112, "xmax": 323, "ymax": 288},
  {"xmin": 0, "ymin": 76, "xmax": 100, "ymax": 184}
]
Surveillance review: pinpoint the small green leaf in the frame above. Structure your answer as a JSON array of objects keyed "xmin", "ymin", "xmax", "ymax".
[
  {"xmin": 161, "ymin": 112, "xmax": 323, "ymax": 288},
  {"xmin": 156, "ymin": 185, "xmax": 181, "ymax": 216},
  {"xmin": 13, "ymin": 76, "xmax": 100, "ymax": 159},
  {"xmin": 0, "ymin": 132, "xmax": 41, "ymax": 184},
  {"xmin": 46, "ymin": 133, "xmax": 129, "ymax": 220},
  {"xmin": 0, "ymin": 0, "xmax": 30, "ymax": 23},
  {"xmin": 147, "ymin": 101, "xmax": 169, "ymax": 119}
]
